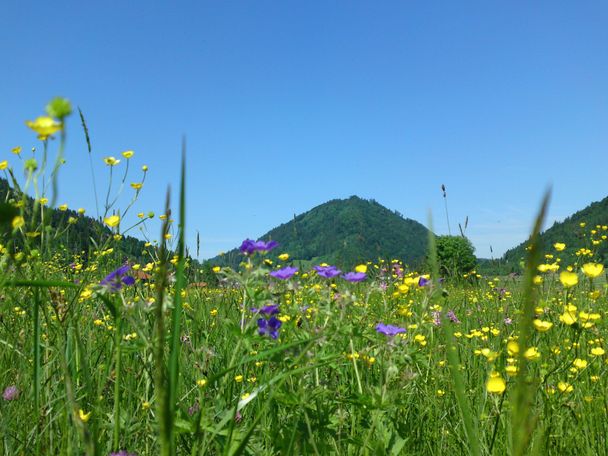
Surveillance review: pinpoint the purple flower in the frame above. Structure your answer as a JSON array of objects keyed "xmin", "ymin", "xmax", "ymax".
[
  {"xmin": 418, "ymin": 276, "xmax": 430, "ymax": 287},
  {"xmin": 259, "ymin": 304, "xmax": 280, "ymax": 315},
  {"xmin": 258, "ymin": 316, "xmax": 282, "ymax": 339},
  {"xmin": 313, "ymin": 265, "xmax": 342, "ymax": 279},
  {"xmin": 342, "ymin": 272, "xmax": 367, "ymax": 283},
  {"xmin": 375, "ymin": 323, "xmax": 406, "ymax": 337},
  {"xmin": 100, "ymin": 264, "xmax": 135, "ymax": 292},
  {"xmin": 432, "ymin": 311, "xmax": 442, "ymax": 326},
  {"xmin": 504, "ymin": 317, "xmax": 513, "ymax": 325},
  {"xmin": 446, "ymin": 310, "xmax": 460, "ymax": 324},
  {"xmin": 109, "ymin": 452, "xmax": 137, "ymax": 456},
  {"xmin": 3, "ymin": 385, "xmax": 19, "ymax": 401},
  {"xmin": 269, "ymin": 266, "xmax": 298, "ymax": 280},
  {"xmin": 240, "ymin": 239, "xmax": 278, "ymax": 255},
  {"xmin": 188, "ymin": 401, "xmax": 200, "ymax": 416}
]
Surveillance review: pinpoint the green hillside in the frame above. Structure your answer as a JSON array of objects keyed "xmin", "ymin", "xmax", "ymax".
[
  {"xmin": 0, "ymin": 177, "xmax": 150, "ymax": 264},
  {"xmin": 503, "ymin": 195, "xmax": 608, "ymax": 267},
  {"xmin": 211, "ymin": 196, "xmax": 430, "ymax": 269}
]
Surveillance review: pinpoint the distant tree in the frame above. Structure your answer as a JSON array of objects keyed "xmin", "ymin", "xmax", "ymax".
[
  {"xmin": 200, "ymin": 262, "xmax": 219, "ymax": 287},
  {"xmin": 435, "ymin": 235, "xmax": 476, "ymax": 277}
]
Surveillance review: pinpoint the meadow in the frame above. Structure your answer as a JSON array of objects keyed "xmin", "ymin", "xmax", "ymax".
[{"xmin": 1, "ymin": 99, "xmax": 608, "ymax": 455}]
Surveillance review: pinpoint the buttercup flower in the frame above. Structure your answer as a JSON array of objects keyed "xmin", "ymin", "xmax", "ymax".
[
  {"xmin": 486, "ymin": 372, "xmax": 506, "ymax": 394},
  {"xmin": 103, "ymin": 156, "xmax": 120, "ymax": 166},
  {"xmin": 559, "ymin": 271, "xmax": 578, "ymax": 288},
  {"xmin": 104, "ymin": 215, "xmax": 120, "ymax": 228},
  {"xmin": 553, "ymin": 242, "xmax": 566, "ymax": 251},
  {"xmin": 582, "ymin": 263, "xmax": 604, "ymax": 279},
  {"xmin": 25, "ymin": 116, "xmax": 62, "ymax": 140}
]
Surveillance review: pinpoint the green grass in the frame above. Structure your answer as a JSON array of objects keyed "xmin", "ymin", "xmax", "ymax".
[{"xmin": 1, "ymin": 99, "xmax": 608, "ymax": 455}]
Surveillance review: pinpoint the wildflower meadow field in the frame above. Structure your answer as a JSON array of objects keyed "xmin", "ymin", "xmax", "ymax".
[{"xmin": 2, "ymin": 99, "xmax": 608, "ymax": 456}]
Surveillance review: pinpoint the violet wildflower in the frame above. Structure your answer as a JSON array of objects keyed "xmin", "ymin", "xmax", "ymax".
[
  {"xmin": 342, "ymin": 272, "xmax": 367, "ymax": 283},
  {"xmin": 259, "ymin": 304, "xmax": 280, "ymax": 315},
  {"xmin": 504, "ymin": 317, "xmax": 513, "ymax": 325},
  {"xmin": 313, "ymin": 265, "xmax": 342, "ymax": 278},
  {"xmin": 258, "ymin": 316, "xmax": 282, "ymax": 339},
  {"xmin": 446, "ymin": 310, "xmax": 460, "ymax": 324},
  {"xmin": 188, "ymin": 401, "xmax": 200, "ymax": 416},
  {"xmin": 240, "ymin": 239, "xmax": 278, "ymax": 255},
  {"xmin": 375, "ymin": 323, "xmax": 406, "ymax": 337},
  {"xmin": 269, "ymin": 266, "xmax": 298, "ymax": 280},
  {"xmin": 100, "ymin": 264, "xmax": 135, "ymax": 292},
  {"xmin": 2, "ymin": 385, "xmax": 19, "ymax": 401},
  {"xmin": 418, "ymin": 276, "xmax": 430, "ymax": 287},
  {"xmin": 432, "ymin": 311, "xmax": 442, "ymax": 326}
]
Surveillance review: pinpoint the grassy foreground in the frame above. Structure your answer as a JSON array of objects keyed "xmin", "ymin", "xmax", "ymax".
[{"xmin": 1, "ymin": 100, "xmax": 608, "ymax": 455}]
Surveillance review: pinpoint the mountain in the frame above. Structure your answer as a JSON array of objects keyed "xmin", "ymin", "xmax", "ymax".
[
  {"xmin": 502, "ymin": 195, "xmax": 608, "ymax": 267},
  {"xmin": 210, "ymin": 196, "xmax": 431, "ymax": 269}
]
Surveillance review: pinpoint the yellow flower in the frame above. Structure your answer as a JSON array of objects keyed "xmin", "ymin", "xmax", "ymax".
[
  {"xmin": 122, "ymin": 150, "xmax": 134, "ymax": 159},
  {"xmin": 130, "ymin": 182, "xmax": 143, "ymax": 190},
  {"xmin": 103, "ymin": 156, "xmax": 120, "ymax": 166},
  {"xmin": 212, "ymin": 266, "xmax": 221, "ymax": 273},
  {"xmin": 234, "ymin": 375, "xmax": 244, "ymax": 383},
  {"xmin": 25, "ymin": 116, "xmax": 62, "ymax": 140},
  {"xmin": 11, "ymin": 146, "xmax": 22, "ymax": 155},
  {"xmin": 572, "ymin": 358, "xmax": 588, "ymax": 370},
  {"xmin": 58, "ymin": 204, "xmax": 68, "ymax": 211},
  {"xmin": 591, "ymin": 347, "xmax": 605, "ymax": 356},
  {"xmin": 278, "ymin": 253, "xmax": 289, "ymax": 261},
  {"xmin": 524, "ymin": 347, "xmax": 540, "ymax": 361},
  {"xmin": 533, "ymin": 275, "xmax": 543, "ymax": 285},
  {"xmin": 533, "ymin": 319, "xmax": 553, "ymax": 332},
  {"xmin": 486, "ymin": 372, "xmax": 506, "ymax": 394},
  {"xmin": 142, "ymin": 165, "xmax": 149, "ymax": 172},
  {"xmin": 104, "ymin": 215, "xmax": 120, "ymax": 227},
  {"xmin": 582, "ymin": 263, "xmax": 604, "ymax": 279},
  {"xmin": 436, "ymin": 389, "xmax": 445, "ymax": 397},
  {"xmin": 559, "ymin": 310, "xmax": 577, "ymax": 326},
  {"xmin": 557, "ymin": 381, "xmax": 573, "ymax": 393},
  {"xmin": 553, "ymin": 242, "xmax": 566, "ymax": 251},
  {"xmin": 12, "ymin": 216, "xmax": 25, "ymax": 230},
  {"xmin": 559, "ymin": 271, "xmax": 578, "ymax": 288},
  {"xmin": 196, "ymin": 379, "xmax": 208, "ymax": 388},
  {"xmin": 78, "ymin": 208, "xmax": 85, "ymax": 215},
  {"xmin": 355, "ymin": 264, "xmax": 368, "ymax": 273},
  {"xmin": 0, "ymin": 160, "xmax": 7, "ymax": 170},
  {"xmin": 505, "ymin": 365, "xmax": 519, "ymax": 376},
  {"xmin": 398, "ymin": 284, "xmax": 409, "ymax": 294},
  {"xmin": 78, "ymin": 409, "xmax": 91, "ymax": 423},
  {"xmin": 507, "ymin": 340, "xmax": 519, "ymax": 356}
]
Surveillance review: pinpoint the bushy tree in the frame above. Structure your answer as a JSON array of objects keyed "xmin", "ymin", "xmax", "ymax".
[{"xmin": 435, "ymin": 235, "xmax": 476, "ymax": 277}]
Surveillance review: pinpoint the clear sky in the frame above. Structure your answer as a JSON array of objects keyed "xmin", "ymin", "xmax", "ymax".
[{"xmin": 1, "ymin": 1, "xmax": 607, "ymax": 260}]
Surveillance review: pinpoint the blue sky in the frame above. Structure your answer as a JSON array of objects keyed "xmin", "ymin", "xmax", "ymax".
[{"xmin": 1, "ymin": 1, "xmax": 607, "ymax": 259}]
